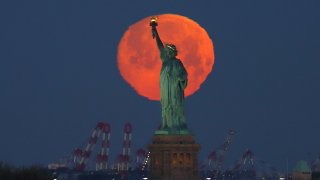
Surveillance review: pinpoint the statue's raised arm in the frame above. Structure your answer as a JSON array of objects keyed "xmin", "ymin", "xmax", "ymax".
[{"xmin": 150, "ymin": 16, "xmax": 164, "ymax": 51}]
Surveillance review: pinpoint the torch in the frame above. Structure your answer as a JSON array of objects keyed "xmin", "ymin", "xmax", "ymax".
[{"xmin": 150, "ymin": 16, "xmax": 158, "ymax": 39}]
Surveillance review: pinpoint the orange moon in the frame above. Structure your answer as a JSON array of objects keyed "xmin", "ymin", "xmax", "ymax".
[{"xmin": 117, "ymin": 14, "xmax": 214, "ymax": 101}]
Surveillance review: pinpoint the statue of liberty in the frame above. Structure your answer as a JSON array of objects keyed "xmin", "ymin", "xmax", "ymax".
[{"xmin": 150, "ymin": 17, "xmax": 189, "ymax": 134}]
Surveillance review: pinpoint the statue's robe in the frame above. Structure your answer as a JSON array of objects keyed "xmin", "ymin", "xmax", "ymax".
[{"xmin": 160, "ymin": 49, "xmax": 188, "ymax": 130}]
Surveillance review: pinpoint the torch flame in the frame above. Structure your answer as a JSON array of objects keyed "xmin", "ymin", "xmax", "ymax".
[{"xmin": 150, "ymin": 16, "xmax": 158, "ymax": 23}]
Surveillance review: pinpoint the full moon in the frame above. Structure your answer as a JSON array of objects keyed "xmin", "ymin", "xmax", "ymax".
[{"xmin": 118, "ymin": 14, "xmax": 214, "ymax": 101}]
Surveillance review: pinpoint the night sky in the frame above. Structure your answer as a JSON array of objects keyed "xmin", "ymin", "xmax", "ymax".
[{"xmin": 1, "ymin": 1, "xmax": 320, "ymax": 171}]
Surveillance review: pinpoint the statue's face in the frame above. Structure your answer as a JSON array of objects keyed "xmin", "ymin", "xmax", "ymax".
[{"xmin": 165, "ymin": 44, "xmax": 178, "ymax": 58}]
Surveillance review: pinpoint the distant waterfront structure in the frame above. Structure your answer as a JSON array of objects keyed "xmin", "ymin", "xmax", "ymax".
[
  {"xmin": 311, "ymin": 156, "xmax": 320, "ymax": 180},
  {"xmin": 292, "ymin": 160, "xmax": 311, "ymax": 180}
]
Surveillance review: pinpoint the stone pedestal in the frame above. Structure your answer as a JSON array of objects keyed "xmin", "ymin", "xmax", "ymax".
[{"xmin": 148, "ymin": 135, "xmax": 201, "ymax": 180}]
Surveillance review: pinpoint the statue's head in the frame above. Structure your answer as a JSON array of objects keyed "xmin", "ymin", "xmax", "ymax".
[{"xmin": 164, "ymin": 44, "xmax": 178, "ymax": 58}]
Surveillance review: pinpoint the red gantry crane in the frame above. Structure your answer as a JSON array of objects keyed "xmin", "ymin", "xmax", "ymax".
[
  {"xmin": 231, "ymin": 149, "xmax": 256, "ymax": 179},
  {"xmin": 230, "ymin": 149, "xmax": 279, "ymax": 179},
  {"xmin": 206, "ymin": 129, "xmax": 236, "ymax": 178},
  {"xmin": 72, "ymin": 122, "xmax": 111, "ymax": 171},
  {"xmin": 116, "ymin": 123, "xmax": 132, "ymax": 172}
]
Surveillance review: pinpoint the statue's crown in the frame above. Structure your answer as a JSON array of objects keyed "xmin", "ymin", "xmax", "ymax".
[{"xmin": 166, "ymin": 44, "xmax": 177, "ymax": 52}]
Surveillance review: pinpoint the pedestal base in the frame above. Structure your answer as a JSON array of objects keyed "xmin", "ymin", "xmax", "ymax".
[{"xmin": 148, "ymin": 135, "xmax": 201, "ymax": 180}]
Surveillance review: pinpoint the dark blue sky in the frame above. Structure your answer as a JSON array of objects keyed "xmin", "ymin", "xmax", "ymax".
[{"xmin": 1, "ymin": 1, "xmax": 319, "ymax": 171}]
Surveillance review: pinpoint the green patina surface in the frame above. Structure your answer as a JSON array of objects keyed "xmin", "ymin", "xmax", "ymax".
[
  {"xmin": 154, "ymin": 129, "xmax": 192, "ymax": 135},
  {"xmin": 151, "ymin": 22, "xmax": 191, "ymax": 135}
]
